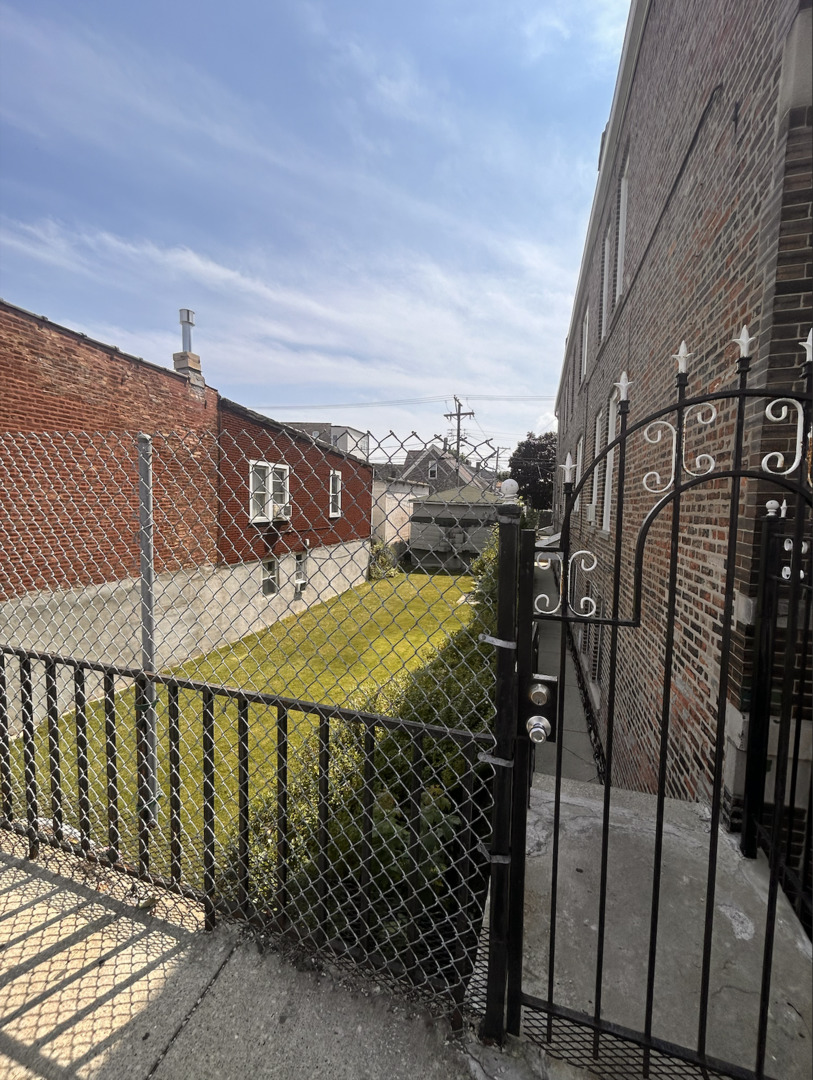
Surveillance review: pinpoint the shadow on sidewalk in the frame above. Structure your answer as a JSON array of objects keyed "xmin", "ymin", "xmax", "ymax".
[{"xmin": 0, "ymin": 833, "xmax": 230, "ymax": 1080}]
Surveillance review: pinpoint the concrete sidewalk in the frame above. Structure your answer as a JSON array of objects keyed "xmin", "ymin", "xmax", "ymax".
[
  {"xmin": 518, "ymin": 777, "xmax": 813, "ymax": 1080},
  {"xmin": 0, "ymin": 834, "xmax": 566, "ymax": 1080}
]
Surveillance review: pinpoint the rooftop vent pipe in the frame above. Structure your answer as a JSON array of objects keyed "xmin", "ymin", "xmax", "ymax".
[{"xmin": 173, "ymin": 308, "xmax": 204, "ymax": 386}]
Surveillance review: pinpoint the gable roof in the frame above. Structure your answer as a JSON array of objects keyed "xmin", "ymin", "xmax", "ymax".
[
  {"xmin": 400, "ymin": 444, "xmax": 488, "ymax": 488},
  {"xmin": 413, "ymin": 484, "xmax": 501, "ymax": 506}
]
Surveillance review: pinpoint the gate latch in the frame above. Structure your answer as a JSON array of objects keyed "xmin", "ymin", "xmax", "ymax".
[
  {"xmin": 478, "ymin": 634, "xmax": 517, "ymax": 650},
  {"xmin": 477, "ymin": 840, "xmax": 511, "ymax": 864},
  {"xmin": 477, "ymin": 751, "xmax": 514, "ymax": 769}
]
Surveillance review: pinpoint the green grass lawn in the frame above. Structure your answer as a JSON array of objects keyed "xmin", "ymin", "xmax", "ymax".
[{"xmin": 10, "ymin": 573, "xmax": 474, "ymax": 887}]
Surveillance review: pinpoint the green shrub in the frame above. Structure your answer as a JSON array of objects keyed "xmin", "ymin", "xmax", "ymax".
[{"xmin": 215, "ymin": 530, "xmax": 499, "ymax": 976}]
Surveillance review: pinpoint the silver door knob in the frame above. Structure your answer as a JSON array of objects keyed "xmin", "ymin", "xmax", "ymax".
[{"xmin": 527, "ymin": 716, "xmax": 552, "ymax": 744}]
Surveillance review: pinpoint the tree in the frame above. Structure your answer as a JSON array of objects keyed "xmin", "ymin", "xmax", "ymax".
[{"xmin": 508, "ymin": 431, "xmax": 557, "ymax": 510}]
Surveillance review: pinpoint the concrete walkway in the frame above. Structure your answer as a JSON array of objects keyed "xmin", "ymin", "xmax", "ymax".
[
  {"xmin": 0, "ymin": 833, "xmax": 557, "ymax": 1080},
  {"xmin": 519, "ymin": 777, "xmax": 812, "ymax": 1080}
]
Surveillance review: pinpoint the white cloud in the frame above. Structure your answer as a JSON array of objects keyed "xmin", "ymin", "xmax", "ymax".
[
  {"xmin": 517, "ymin": 1, "xmax": 629, "ymax": 68},
  {"xmin": 0, "ymin": 1, "xmax": 619, "ymax": 449},
  {"xmin": 1, "ymin": 217, "xmax": 561, "ymax": 444},
  {"xmin": 521, "ymin": 9, "xmax": 571, "ymax": 61}
]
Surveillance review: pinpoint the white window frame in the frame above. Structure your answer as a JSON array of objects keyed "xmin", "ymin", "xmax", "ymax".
[
  {"xmin": 428, "ymin": 461, "xmax": 438, "ymax": 480},
  {"xmin": 589, "ymin": 410, "xmax": 603, "ymax": 523},
  {"xmin": 261, "ymin": 556, "xmax": 279, "ymax": 596},
  {"xmin": 615, "ymin": 159, "xmax": 628, "ymax": 303},
  {"xmin": 249, "ymin": 460, "xmax": 290, "ymax": 523},
  {"xmin": 329, "ymin": 470, "xmax": 342, "ymax": 518},
  {"xmin": 600, "ymin": 225, "xmax": 612, "ymax": 339},
  {"xmin": 602, "ymin": 391, "xmax": 619, "ymax": 532},
  {"xmin": 574, "ymin": 436, "xmax": 584, "ymax": 511},
  {"xmin": 580, "ymin": 306, "xmax": 589, "ymax": 381},
  {"xmin": 294, "ymin": 550, "xmax": 308, "ymax": 594}
]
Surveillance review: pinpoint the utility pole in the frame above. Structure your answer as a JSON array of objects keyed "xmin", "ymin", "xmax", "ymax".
[
  {"xmin": 444, "ymin": 396, "xmax": 475, "ymax": 482},
  {"xmin": 493, "ymin": 446, "xmax": 509, "ymax": 487}
]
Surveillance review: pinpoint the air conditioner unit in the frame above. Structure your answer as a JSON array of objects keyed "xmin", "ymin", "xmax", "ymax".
[
  {"xmin": 274, "ymin": 503, "xmax": 293, "ymax": 521},
  {"xmin": 294, "ymin": 578, "xmax": 307, "ymax": 593}
]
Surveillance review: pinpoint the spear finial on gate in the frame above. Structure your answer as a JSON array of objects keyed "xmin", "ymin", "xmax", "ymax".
[
  {"xmin": 732, "ymin": 325, "xmax": 755, "ymax": 358},
  {"xmin": 560, "ymin": 452, "xmax": 576, "ymax": 484},
  {"xmin": 614, "ymin": 371, "xmax": 631, "ymax": 401},
  {"xmin": 672, "ymin": 341, "xmax": 691, "ymax": 374}
]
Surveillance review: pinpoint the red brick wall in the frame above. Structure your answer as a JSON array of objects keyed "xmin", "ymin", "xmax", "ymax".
[
  {"xmin": 0, "ymin": 301, "xmax": 218, "ymax": 432},
  {"xmin": 554, "ymin": 0, "xmax": 812, "ymax": 799},
  {"xmin": 0, "ymin": 304, "xmax": 374, "ymax": 604},
  {"xmin": 218, "ymin": 400, "xmax": 372, "ymax": 564},
  {"xmin": 0, "ymin": 303, "xmax": 221, "ymax": 600}
]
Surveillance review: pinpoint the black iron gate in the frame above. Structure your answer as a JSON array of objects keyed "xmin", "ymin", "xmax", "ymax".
[{"xmin": 483, "ymin": 332, "xmax": 812, "ymax": 1080}]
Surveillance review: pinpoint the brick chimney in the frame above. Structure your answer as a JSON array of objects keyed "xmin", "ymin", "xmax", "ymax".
[{"xmin": 173, "ymin": 308, "xmax": 204, "ymax": 387}]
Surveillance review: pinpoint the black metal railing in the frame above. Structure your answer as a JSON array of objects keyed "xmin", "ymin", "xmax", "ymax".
[{"xmin": 0, "ymin": 644, "xmax": 494, "ymax": 1004}]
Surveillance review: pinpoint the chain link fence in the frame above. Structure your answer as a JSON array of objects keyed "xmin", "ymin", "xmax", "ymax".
[{"xmin": 0, "ymin": 426, "xmax": 504, "ymax": 1006}]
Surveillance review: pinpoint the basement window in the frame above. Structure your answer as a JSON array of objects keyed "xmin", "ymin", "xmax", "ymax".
[
  {"xmin": 261, "ymin": 557, "xmax": 279, "ymax": 596},
  {"xmin": 295, "ymin": 551, "xmax": 308, "ymax": 594}
]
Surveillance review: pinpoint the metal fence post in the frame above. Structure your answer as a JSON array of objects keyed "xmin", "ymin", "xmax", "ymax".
[
  {"xmin": 137, "ymin": 433, "xmax": 158, "ymax": 824},
  {"xmin": 506, "ymin": 528, "xmax": 536, "ymax": 1035},
  {"xmin": 481, "ymin": 497, "xmax": 521, "ymax": 1042},
  {"xmin": 741, "ymin": 505, "xmax": 782, "ymax": 859}
]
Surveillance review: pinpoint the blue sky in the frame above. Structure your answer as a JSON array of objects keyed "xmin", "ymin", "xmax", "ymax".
[{"xmin": 0, "ymin": 0, "xmax": 628, "ymax": 453}]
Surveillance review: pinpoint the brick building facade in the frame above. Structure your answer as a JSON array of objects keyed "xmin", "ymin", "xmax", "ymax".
[
  {"xmin": 554, "ymin": 0, "xmax": 811, "ymax": 819},
  {"xmin": 0, "ymin": 300, "xmax": 373, "ymax": 697}
]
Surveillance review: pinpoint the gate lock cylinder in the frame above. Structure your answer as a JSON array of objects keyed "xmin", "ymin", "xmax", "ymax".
[
  {"xmin": 526, "ymin": 716, "xmax": 552, "ymax": 744},
  {"xmin": 529, "ymin": 682, "xmax": 550, "ymax": 707}
]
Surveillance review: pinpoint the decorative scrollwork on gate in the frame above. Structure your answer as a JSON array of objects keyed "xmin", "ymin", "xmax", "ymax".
[
  {"xmin": 643, "ymin": 402, "xmax": 720, "ymax": 493},
  {"xmin": 533, "ymin": 552, "xmax": 563, "ymax": 615},
  {"xmin": 682, "ymin": 403, "xmax": 717, "ymax": 477},
  {"xmin": 761, "ymin": 398, "xmax": 805, "ymax": 476},
  {"xmin": 642, "ymin": 420, "xmax": 676, "ymax": 493},
  {"xmin": 568, "ymin": 550, "xmax": 597, "ymax": 617}
]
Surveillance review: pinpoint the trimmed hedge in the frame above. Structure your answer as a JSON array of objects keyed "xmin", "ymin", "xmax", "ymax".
[{"xmin": 216, "ymin": 530, "xmax": 500, "ymax": 982}]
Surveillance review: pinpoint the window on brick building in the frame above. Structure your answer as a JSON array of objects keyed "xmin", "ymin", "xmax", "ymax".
[
  {"xmin": 295, "ymin": 550, "xmax": 308, "ymax": 594},
  {"xmin": 249, "ymin": 461, "xmax": 291, "ymax": 523},
  {"xmin": 580, "ymin": 306, "xmax": 589, "ymax": 380},
  {"xmin": 580, "ymin": 583, "xmax": 604, "ymax": 686},
  {"xmin": 600, "ymin": 225, "xmax": 612, "ymax": 338},
  {"xmin": 329, "ymin": 470, "xmax": 342, "ymax": 517},
  {"xmin": 590, "ymin": 594, "xmax": 604, "ymax": 683},
  {"xmin": 602, "ymin": 390, "xmax": 618, "ymax": 532},
  {"xmin": 574, "ymin": 436, "xmax": 584, "ymax": 511},
  {"xmin": 261, "ymin": 557, "xmax": 279, "ymax": 596},
  {"xmin": 589, "ymin": 410, "xmax": 603, "ymax": 524},
  {"xmin": 615, "ymin": 158, "xmax": 629, "ymax": 303}
]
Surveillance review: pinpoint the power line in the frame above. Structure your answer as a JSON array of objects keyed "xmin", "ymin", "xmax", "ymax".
[{"xmin": 255, "ymin": 394, "xmax": 555, "ymax": 410}]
